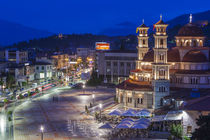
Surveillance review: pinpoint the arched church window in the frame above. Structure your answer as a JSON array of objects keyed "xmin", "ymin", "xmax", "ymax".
[
  {"xmin": 159, "ymin": 69, "xmax": 165, "ymax": 76},
  {"xmin": 143, "ymin": 39, "xmax": 145, "ymax": 45},
  {"xmin": 186, "ymin": 41, "xmax": 190, "ymax": 46},
  {"xmin": 159, "ymin": 54, "xmax": 164, "ymax": 60},
  {"xmin": 160, "ymin": 39, "xmax": 164, "ymax": 46},
  {"xmin": 193, "ymin": 40, "xmax": 197, "ymax": 47}
]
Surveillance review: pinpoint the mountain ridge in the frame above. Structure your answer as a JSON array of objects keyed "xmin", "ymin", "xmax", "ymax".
[{"xmin": 0, "ymin": 19, "xmax": 53, "ymax": 46}]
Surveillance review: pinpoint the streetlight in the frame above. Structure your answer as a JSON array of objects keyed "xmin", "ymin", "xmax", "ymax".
[
  {"xmin": 92, "ymin": 94, "xmax": 95, "ymax": 105},
  {"xmin": 82, "ymin": 84, "xmax": 85, "ymax": 94},
  {"xmin": 40, "ymin": 125, "xmax": 44, "ymax": 140},
  {"xmin": 99, "ymin": 103, "xmax": 102, "ymax": 118}
]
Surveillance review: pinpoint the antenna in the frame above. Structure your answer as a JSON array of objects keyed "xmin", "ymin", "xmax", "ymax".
[{"xmin": 189, "ymin": 14, "xmax": 192, "ymax": 23}]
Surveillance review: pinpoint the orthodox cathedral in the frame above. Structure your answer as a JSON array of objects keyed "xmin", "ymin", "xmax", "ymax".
[{"xmin": 116, "ymin": 15, "xmax": 210, "ymax": 111}]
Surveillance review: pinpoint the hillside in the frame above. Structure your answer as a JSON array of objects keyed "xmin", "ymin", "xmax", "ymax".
[
  {"xmin": 0, "ymin": 19, "xmax": 53, "ymax": 46},
  {"xmin": 7, "ymin": 34, "xmax": 137, "ymax": 52}
]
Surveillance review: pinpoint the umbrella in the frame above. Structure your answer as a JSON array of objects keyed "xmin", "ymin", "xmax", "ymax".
[
  {"xmin": 122, "ymin": 109, "xmax": 137, "ymax": 116},
  {"xmin": 131, "ymin": 123, "xmax": 148, "ymax": 129},
  {"xmin": 99, "ymin": 123, "xmax": 113, "ymax": 129},
  {"xmin": 135, "ymin": 109, "xmax": 151, "ymax": 117},
  {"xmin": 121, "ymin": 118, "xmax": 136, "ymax": 122},
  {"xmin": 119, "ymin": 121, "xmax": 133, "ymax": 126},
  {"xmin": 136, "ymin": 118, "xmax": 151, "ymax": 124},
  {"xmin": 116, "ymin": 124, "xmax": 131, "ymax": 129},
  {"xmin": 108, "ymin": 109, "xmax": 122, "ymax": 116}
]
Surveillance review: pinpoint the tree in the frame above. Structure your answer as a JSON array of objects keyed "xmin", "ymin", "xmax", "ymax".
[
  {"xmin": 6, "ymin": 74, "xmax": 15, "ymax": 89},
  {"xmin": 192, "ymin": 115, "xmax": 210, "ymax": 140},
  {"xmin": 170, "ymin": 124, "xmax": 183, "ymax": 139},
  {"xmin": 86, "ymin": 71, "xmax": 102, "ymax": 86}
]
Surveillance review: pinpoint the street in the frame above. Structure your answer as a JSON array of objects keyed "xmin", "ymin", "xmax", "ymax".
[{"xmin": 13, "ymin": 86, "xmax": 115, "ymax": 140}]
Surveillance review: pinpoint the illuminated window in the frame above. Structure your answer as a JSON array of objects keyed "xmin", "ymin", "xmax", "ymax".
[
  {"xmin": 187, "ymin": 126, "xmax": 192, "ymax": 134},
  {"xmin": 159, "ymin": 54, "xmax": 164, "ymax": 60}
]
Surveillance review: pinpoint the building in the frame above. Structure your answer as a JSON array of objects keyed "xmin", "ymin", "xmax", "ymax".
[
  {"xmin": 77, "ymin": 48, "xmax": 95, "ymax": 59},
  {"xmin": 116, "ymin": 15, "xmax": 210, "ymax": 111},
  {"xmin": 34, "ymin": 62, "xmax": 53, "ymax": 80},
  {"xmin": 96, "ymin": 50, "xmax": 137, "ymax": 83},
  {"xmin": 181, "ymin": 96, "xmax": 210, "ymax": 136},
  {"xmin": 51, "ymin": 53, "xmax": 69, "ymax": 70},
  {"xmin": 0, "ymin": 49, "xmax": 28, "ymax": 64}
]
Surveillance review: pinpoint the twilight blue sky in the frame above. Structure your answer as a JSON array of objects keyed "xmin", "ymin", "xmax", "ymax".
[{"xmin": 0, "ymin": 0, "xmax": 209, "ymax": 34}]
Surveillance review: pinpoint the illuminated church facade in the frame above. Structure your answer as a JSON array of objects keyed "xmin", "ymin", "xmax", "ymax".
[{"xmin": 116, "ymin": 15, "xmax": 210, "ymax": 110}]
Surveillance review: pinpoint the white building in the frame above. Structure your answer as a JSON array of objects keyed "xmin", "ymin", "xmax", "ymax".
[{"xmin": 34, "ymin": 62, "xmax": 53, "ymax": 80}]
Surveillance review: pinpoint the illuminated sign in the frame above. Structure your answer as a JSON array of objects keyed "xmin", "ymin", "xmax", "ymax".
[{"xmin": 95, "ymin": 42, "xmax": 110, "ymax": 50}]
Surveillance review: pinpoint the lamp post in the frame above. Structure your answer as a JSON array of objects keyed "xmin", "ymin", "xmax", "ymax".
[
  {"xmin": 82, "ymin": 84, "xmax": 85, "ymax": 94},
  {"xmin": 99, "ymin": 103, "xmax": 102, "ymax": 119},
  {"xmin": 92, "ymin": 94, "xmax": 95, "ymax": 105},
  {"xmin": 40, "ymin": 125, "xmax": 44, "ymax": 140}
]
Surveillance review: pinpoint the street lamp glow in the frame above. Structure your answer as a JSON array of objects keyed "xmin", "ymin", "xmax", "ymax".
[
  {"xmin": 40, "ymin": 125, "xmax": 44, "ymax": 132},
  {"xmin": 92, "ymin": 94, "xmax": 95, "ymax": 99},
  {"xmin": 99, "ymin": 103, "xmax": 102, "ymax": 109},
  {"xmin": 82, "ymin": 85, "xmax": 85, "ymax": 88}
]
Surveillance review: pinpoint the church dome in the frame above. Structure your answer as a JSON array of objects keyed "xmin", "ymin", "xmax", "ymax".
[
  {"xmin": 182, "ymin": 50, "xmax": 208, "ymax": 62},
  {"xmin": 177, "ymin": 23, "xmax": 203, "ymax": 37}
]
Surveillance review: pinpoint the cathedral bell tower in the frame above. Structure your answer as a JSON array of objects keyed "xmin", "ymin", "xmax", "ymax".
[
  {"xmin": 152, "ymin": 15, "xmax": 170, "ymax": 109},
  {"xmin": 136, "ymin": 20, "xmax": 149, "ymax": 69}
]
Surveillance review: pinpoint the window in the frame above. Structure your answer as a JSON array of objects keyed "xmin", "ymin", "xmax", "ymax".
[
  {"xmin": 190, "ymin": 77, "xmax": 198, "ymax": 84},
  {"xmin": 137, "ymin": 98, "xmax": 143, "ymax": 104},
  {"xmin": 160, "ymin": 39, "xmax": 164, "ymax": 47},
  {"xmin": 193, "ymin": 40, "xmax": 197, "ymax": 47},
  {"xmin": 187, "ymin": 126, "xmax": 192, "ymax": 134},
  {"xmin": 127, "ymin": 63, "xmax": 131, "ymax": 67},
  {"xmin": 120, "ymin": 62, "xmax": 124, "ymax": 67},
  {"xmin": 159, "ymin": 69, "xmax": 165, "ymax": 76},
  {"xmin": 143, "ymin": 40, "xmax": 145, "ymax": 45},
  {"xmin": 127, "ymin": 97, "xmax": 132, "ymax": 103},
  {"xmin": 106, "ymin": 61, "xmax": 111, "ymax": 66},
  {"xmin": 159, "ymin": 54, "xmax": 164, "ymax": 60},
  {"xmin": 113, "ymin": 62, "xmax": 118, "ymax": 66},
  {"xmin": 159, "ymin": 86, "xmax": 166, "ymax": 92},
  {"xmin": 36, "ymin": 66, "xmax": 39, "ymax": 70},
  {"xmin": 42, "ymin": 66, "xmax": 44, "ymax": 70}
]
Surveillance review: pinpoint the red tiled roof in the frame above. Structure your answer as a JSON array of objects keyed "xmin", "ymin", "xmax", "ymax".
[
  {"xmin": 182, "ymin": 96, "xmax": 210, "ymax": 111},
  {"xmin": 116, "ymin": 79, "xmax": 153, "ymax": 91},
  {"xmin": 142, "ymin": 48, "xmax": 180, "ymax": 62},
  {"xmin": 177, "ymin": 23, "xmax": 204, "ymax": 37},
  {"xmin": 182, "ymin": 50, "xmax": 208, "ymax": 62}
]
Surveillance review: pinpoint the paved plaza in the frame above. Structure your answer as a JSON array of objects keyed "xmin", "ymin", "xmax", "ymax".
[{"xmin": 13, "ymin": 87, "xmax": 115, "ymax": 140}]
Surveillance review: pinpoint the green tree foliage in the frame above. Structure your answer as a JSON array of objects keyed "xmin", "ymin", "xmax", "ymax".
[
  {"xmin": 170, "ymin": 124, "xmax": 183, "ymax": 139},
  {"xmin": 86, "ymin": 71, "xmax": 103, "ymax": 86},
  {"xmin": 4, "ymin": 99, "xmax": 8, "ymax": 103},
  {"xmin": 6, "ymin": 74, "xmax": 15, "ymax": 89},
  {"xmin": 192, "ymin": 115, "xmax": 210, "ymax": 140}
]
